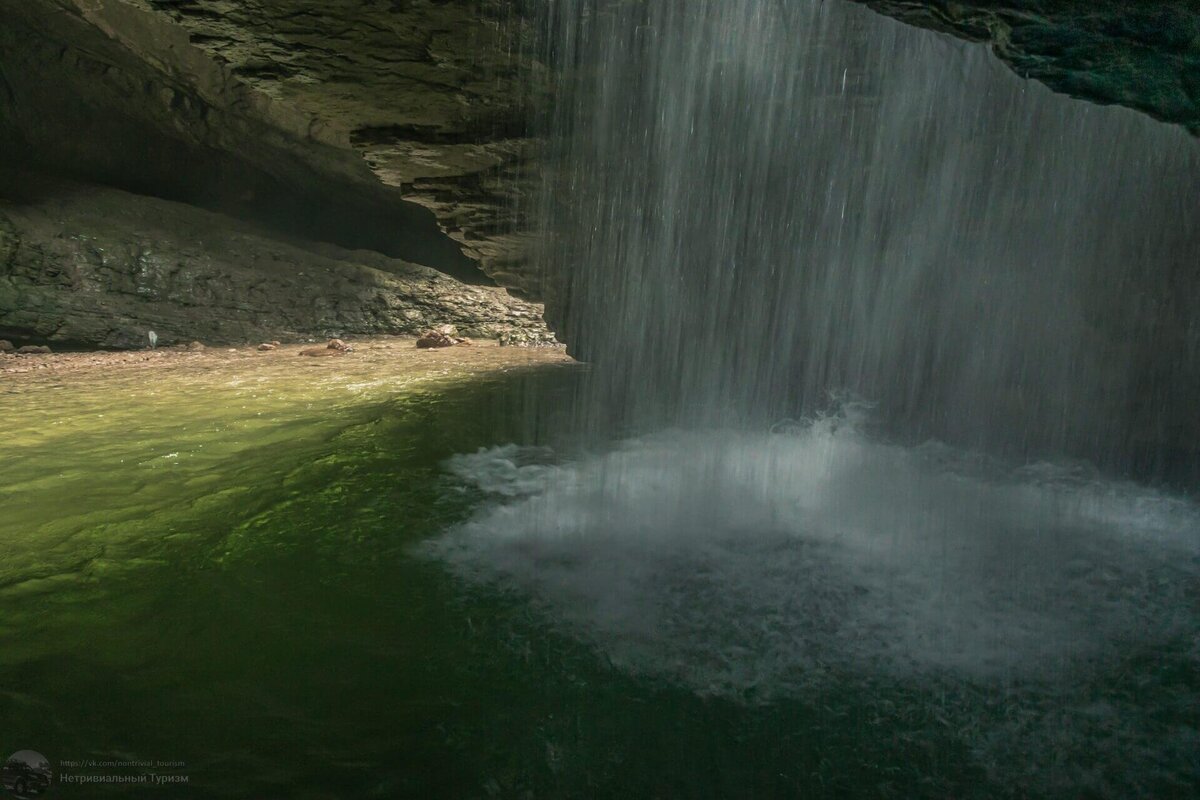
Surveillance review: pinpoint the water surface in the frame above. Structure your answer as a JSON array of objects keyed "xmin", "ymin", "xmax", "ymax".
[{"xmin": 2, "ymin": 347, "xmax": 1195, "ymax": 798}]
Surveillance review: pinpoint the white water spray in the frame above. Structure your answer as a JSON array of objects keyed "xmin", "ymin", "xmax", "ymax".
[{"xmin": 429, "ymin": 415, "xmax": 1199, "ymax": 694}]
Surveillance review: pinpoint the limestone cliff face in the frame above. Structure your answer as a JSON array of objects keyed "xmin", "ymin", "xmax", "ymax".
[
  {"xmin": 0, "ymin": 0, "xmax": 547, "ymax": 295},
  {"xmin": 0, "ymin": 174, "xmax": 547, "ymax": 348}
]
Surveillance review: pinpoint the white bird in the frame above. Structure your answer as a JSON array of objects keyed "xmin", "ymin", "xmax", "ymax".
[{"xmin": 148, "ymin": 330, "xmax": 158, "ymax": 349}]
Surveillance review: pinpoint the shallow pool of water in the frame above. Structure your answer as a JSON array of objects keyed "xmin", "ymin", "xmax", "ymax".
[{"xmin": 0, "ymin": 346, "xmax": 1196, "ymax": 798}]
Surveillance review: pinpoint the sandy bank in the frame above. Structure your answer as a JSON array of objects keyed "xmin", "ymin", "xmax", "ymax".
[{"xmin": 0, "ymin": 337, "xmax": 575, "ymax": 388}]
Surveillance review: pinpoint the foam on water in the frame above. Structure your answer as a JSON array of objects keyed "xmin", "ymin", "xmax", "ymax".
[{"xmin": 426, "ymin": 414, "xmax": 1199, "ymax": 696}]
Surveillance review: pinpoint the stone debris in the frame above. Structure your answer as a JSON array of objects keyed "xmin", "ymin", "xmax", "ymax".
[
  {"xmin": 187, "ymin": 341, "xmax": 206, "ymax": 351},
  {"xmin": 498, "ymin": 330, "xmax": 560, "ymax": 348},
  {"xmin": 257, "ymin": 343, "xmax": 277, "ymax": 351},
  {"xmin": 416, "ymin": 330, "xmax": 457, "ymax": 349},
  {"xmin": 416, "ymin": 328, "xmax": 478, "ymax": 348},
  {"xmin": 16, "ymin": 345, "xmax": 52, "ymax": 355},
  {"xmin": 300, "ymin": 339, "xmax": 353, "ymax": 357},
  {"xmin": 0, "ymin": 340, "xmax": 13, "ymax": 353}
]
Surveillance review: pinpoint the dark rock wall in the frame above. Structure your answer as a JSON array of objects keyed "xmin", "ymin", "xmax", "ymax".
[{"xmin": 853, "ymin": 1, "xmax": 1200, "ymax": 134}]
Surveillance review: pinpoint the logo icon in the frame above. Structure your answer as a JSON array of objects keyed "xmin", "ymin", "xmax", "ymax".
[{"xmin": 2, "ymin": 751, "xmax": 51, "ymax": 798}]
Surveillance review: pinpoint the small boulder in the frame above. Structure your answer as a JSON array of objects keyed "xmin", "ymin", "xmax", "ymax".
[
  {"xmin": 327, "ymin": 338, "xmax": 351, "ymax": 352},
  {"xmin": 498, "ymin": 330, "xmax": 558, "ymax": 348},
  {"xmin": 0, "ymin": 340, "xmax": 13, "ymax": 353},
  {"xmin": 186, "ymin": 341, "xmax": 206, "ymax": 351},
  {"xmin": 257, "ymin": 343, "xmax": 277, "ymax": 351},
  {"xmin": 300, "ymin": 347, "xmax": 341, "ymax": 357},
  {"xmin": 455, "ymin": 337, "xmax": 473, "ymax": 346},
  {"xmin": 416, "ymin": 330, "xmax": 457, "ymax": 349},
  {"xmin": 16, "ymin": 345, "xmax": 52, "ymax": 355}
]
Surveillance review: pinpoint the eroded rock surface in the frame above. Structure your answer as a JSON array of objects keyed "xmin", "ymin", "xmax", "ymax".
[
  {"xmin": 61, "ymin": 0, "xmax": 548, "ymax": 290},
  {"xmin": 0, "ymin": 174, "xmax": 550, "ymax": 349}
]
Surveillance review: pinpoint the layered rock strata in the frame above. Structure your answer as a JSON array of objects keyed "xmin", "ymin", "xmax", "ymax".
[{"xmin": 0, "ymin": 174, "xmax": 548, "ymax": 349}]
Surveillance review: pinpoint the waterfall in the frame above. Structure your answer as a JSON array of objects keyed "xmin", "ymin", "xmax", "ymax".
[
  {"xmin": 534, "ymin": 0, "xmax": 1200, "ymax": 470},
  {"xmin": 427, "ymin": 7, "xmax": 1200, "ymax": 785}
]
